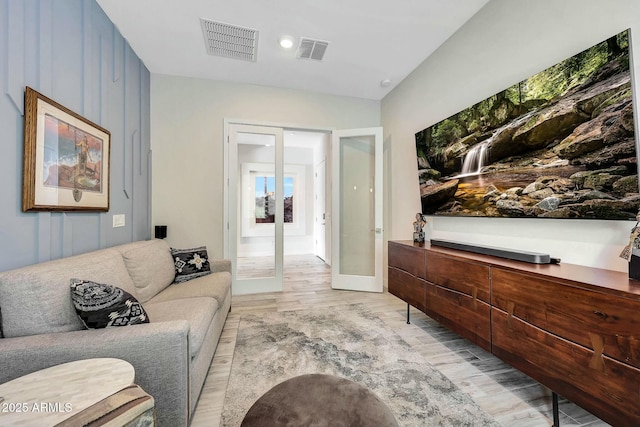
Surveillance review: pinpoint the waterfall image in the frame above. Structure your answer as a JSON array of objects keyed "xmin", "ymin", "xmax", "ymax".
[
  {"xmin": 414, "ymin": 29, "xmax": 638, "ymax": 220},
  {"xmin": 460, "ymin": 142, "xmax": 489, "ymax": 176}
]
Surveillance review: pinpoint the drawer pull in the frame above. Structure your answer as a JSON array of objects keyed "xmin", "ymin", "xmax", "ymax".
[
  {"xmin": 506, "ymin": 301, "xmax": 515, "ymax": 330},
  {"xmin": 472, "ymin": 287, "xmax": 478, "ymax": 309},
  {"xmin": 588, "ymin": 332, "xmax": 605, "ymax": 373},
  {"xmin": 593, "ymin": 311, "xmax": 608, "ymax": 319}
]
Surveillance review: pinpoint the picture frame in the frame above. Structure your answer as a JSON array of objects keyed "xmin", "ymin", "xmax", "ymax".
[{"xmin": 22, "ymin": 86, "xmax": 111, "ymax": 212}]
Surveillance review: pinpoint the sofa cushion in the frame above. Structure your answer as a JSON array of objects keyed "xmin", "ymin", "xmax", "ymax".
[
  {"xmin": 171, "ymin": 247, "xmax": 212, "ymax": 284},
  {"xmin": 0, "ymin": 248, "xmax": 136, "ymax": 338},
  {"xmin": 144, "ymin": 297, "xmax": 218, "ymax": 358},
  {"xmin": 119, "ymin": 240, "xmax": 176, "ymax": 303},
  {"xmin": 70, "ymin": 279, "xmax": 150, "ymax": 328},
  {"xmin": 149, "ymin": 272, "xmax": 231, "ymax": 308}
]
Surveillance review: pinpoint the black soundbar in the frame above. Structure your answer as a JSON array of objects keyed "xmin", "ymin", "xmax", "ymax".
[{"xmin": 430, "ymin": 239, "xmax": 555, "ymax": 264}]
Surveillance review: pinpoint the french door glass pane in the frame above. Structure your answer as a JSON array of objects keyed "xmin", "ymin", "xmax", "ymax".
[
  {"xmin": 339, "ymin": 135, "xmax": 375, "ymax": 277},
  {"xmin": 236, "ymin": 132, "xmax": 276, "ymax": 279}
]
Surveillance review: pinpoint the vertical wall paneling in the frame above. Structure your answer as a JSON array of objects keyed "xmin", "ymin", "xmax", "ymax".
[
  {"xmin": 124, "ymin": 41, "xmax": 141, "ymax": 241},
  {"xmin": 51, "ymin": 1, "xmax": 83, "ymax": 112},
  {"xmin": 0, "ymin": 0, "xmax": 150, "ymax": 272},
  {"xmin": 98, "ymin": 8, "xmax": 108, "ymax": 254},
  {"xmin": 104, "ymin": 26, "xmax": 126, "ymax": 247},
  {"xmin": 138, "ymin": 127, "xmax": 143, "ymax": 175},
  {"xmin": 6, "ymin": 0, "xmax": 23, "ymax": 114},
  {"xmin": 37, "ymin": 213, "xmax": 51, "ymax": 263},
  {"xmin": 147, "ymin": 150, "xmax": 153, "ymax": 238},
  {"xmin": 99, "ymin": 29, "xmax": 108, "ymax": 248},
  {"xmin": 50, "ymin": 213, "xmax": 63, "ymax": 260},
  {"xmin": 1, "ymin": 1, "xmax": 6, "ymax": 97},
  {"xmin": 24, "ymin": 0, "xmax": 52, "ymax": 263},
  {"xmin": 122, "ymin": 41, "xmax": 129, "ymax": 203},
  {"xmin": 142, "ymin": 68, "xmax": 150, "ymax": 240},
  {"xmin": 112, "ymin": 24, "xmax": 121, "ymax": 83},
  {"xmin": 62, "ymin": 213, "xmax": 72, "ymax": 258},
  {"xmin": 0, "ymin": 2, "xmax": 7, "ymax": 215},
  {"xmin": 122, "ymin": 127, "xmax": 129, "ymax": 199},
  {"xmin": 82, "ymin": 0, "xmax": 90, "ymax": 117},
  {"xmin": 37, "ymin": 0, "xmax": 52, "ymax": 93},
  {"xmin": 131, "ymin": 129, "xmax": 137, "ymax": 240},
  {"xmin": 23, "ymin": 1, "xmax": 38, "ymax": 86},
  {"xmin": 98, "ymin": 213, "xmax": 107, "ymax": 248},
  {"xmin": 92, "ymin": 5, "xmax": 110, "ymax": 249}
]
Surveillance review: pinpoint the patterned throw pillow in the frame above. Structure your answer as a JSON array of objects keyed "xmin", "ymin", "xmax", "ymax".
[
  {"xmin": 171, "ymin": 246, "xmax": 212, "ymax": 284},
  {"xmin": 70, "ymin": 279, "xmax": 149, "ymax": 329}
]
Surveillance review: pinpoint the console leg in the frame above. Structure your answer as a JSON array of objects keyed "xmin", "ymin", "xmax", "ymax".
[
  {"xmin": 406, "ymin": 304, "xmax": 410, "ymax": 324},
  {"xmin": 552, "ymin": 391, "xmax": 560, "ymax": 427}
]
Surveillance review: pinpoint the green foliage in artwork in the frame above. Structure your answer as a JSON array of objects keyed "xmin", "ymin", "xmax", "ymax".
[
  {"xmin": 419, "ymin": 29, "xmax": 629, "ymax": 164},
  {"xmin": 517, "ymin": 31, "xmax": 629, "ymax": 103},
  {"xmin": 432, "ymin": 119, "xmax": 465, "ymax": 147}
]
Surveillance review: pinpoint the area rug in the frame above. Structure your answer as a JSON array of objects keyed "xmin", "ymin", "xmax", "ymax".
[{"xmin": 221, "ymin": 304, "xmax": 499, "ymax": 427}]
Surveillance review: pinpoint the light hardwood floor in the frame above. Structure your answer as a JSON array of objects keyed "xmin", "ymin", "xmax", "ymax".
[{"xmin": 190, "ymin": 255, "xmax": 609, "ymax": 427}]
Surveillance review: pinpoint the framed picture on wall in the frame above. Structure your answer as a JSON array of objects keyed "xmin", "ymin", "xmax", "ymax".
[{"xmin": 22, "ymin": 86, "xmax": 111, "ymax": 212}]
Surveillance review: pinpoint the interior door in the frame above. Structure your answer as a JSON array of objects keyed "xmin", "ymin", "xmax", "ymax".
[
  {"xmin": 228, "ymin": 124, "xmax": 284, "ymax": 294},
  {"xmin": 331, "ymin": 127, "xmax": 383, "ymax": 292}
]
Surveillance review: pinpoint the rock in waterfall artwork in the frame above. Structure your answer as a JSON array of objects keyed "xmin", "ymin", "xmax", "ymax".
[{"xmin": 415, "ymin": 29, "xmax": 639, "ymax": 220}]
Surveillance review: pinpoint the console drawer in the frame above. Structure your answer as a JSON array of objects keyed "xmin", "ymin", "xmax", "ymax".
[
  {"xmin": 427, "ymin": 284, "xmax": 491, "ymax": 351},
  {"xmin": 492, "ymin": 268, "xmax": 640, "ymax": 369},
  {"xmin": 492, "ymin": 308, "xmax": 640, "ymax": 427},
  {"xmin": 388, "ymin": 242, "xmax": 426, "ymax": 278},
  {"xmin": 425, "ymin": 252, "xmax": 490, "ymax": 303},
  {"xmin": 388, "ymin": 266, "xmax": 427, "ymax": 311}
]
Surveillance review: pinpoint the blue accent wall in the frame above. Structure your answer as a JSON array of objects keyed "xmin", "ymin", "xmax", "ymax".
[{"xmin": 0, "ymin": 0, "xmax": 151, "ymax": 271}]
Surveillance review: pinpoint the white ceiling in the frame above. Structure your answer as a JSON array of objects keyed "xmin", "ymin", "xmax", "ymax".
[{"xmin": 96, "ymin": 0, "xmax": 489, "ymax": 100}]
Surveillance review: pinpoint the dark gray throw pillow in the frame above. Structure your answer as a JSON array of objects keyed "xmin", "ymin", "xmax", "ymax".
[
  {"xmin": 70, "ymin": 279, "xmax": 149, "ymax": 329},
  {"xmin": 171, "ymin": 246, "xmax": 212, "ymax": 283}
]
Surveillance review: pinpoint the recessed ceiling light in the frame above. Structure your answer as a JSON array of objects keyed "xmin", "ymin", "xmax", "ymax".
[
  {"xmin": 279, "ymin": 36, "xmax": 295, "ymax": 49},
  {"xmin": 380, "ymin": 79, "xmax": 392, "ymax": 88}
]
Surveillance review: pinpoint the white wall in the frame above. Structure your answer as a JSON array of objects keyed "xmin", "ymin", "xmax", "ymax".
[
  {"xmin": 151, "ymin": 75, "xmax": 380, "ymax": 258},
  {"xmin": 382, "ymin": 0, "xmax": 640, "ymax": 272}
]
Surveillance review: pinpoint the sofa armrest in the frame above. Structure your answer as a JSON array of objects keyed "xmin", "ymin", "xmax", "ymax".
[
  {"xmin": 0, "ymin": 320, "xmax": 190, "ymax": 427},
  {"xmin": 210, "ymin": 258, "xmax": 231, "ymax": 274}
]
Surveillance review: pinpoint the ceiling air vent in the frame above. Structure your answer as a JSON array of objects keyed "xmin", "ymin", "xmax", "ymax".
[
  {"xmin": 200, "ymin": 18, "xmax": 259, "ymax": 62},
  {"xmin": 296, "ymin": 38, "xmax": 329, "ymax": 61}
]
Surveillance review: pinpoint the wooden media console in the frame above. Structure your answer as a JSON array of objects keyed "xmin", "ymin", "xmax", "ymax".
[{"xmin": 388, "ymin": 240, "xmax": 640, "ymax": 426}]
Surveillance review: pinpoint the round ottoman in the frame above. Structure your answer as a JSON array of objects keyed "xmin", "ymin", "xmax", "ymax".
[{"xmin": 241, "ymin": 374, "xmax": 398, "ymax": 427}]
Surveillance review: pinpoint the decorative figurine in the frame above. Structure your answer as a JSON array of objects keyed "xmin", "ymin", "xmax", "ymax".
[
  {"xmin": 413, "ymin": 213, "xmax": 427, "ymax": 243},
  {"xmin": 620, "ymin": 211, "xmax": 640, "ymax": 261},
  {"xmin": 620, "ymin": 211, "xmax": 640, "ymax": 280}
]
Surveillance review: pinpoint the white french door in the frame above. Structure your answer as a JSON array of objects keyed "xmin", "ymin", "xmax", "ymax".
[
  {"xmin": 331, "ymin": 127, "xmax": 383, "ymax": 292},
  {"xmin": 228, "ymin": 124, "xmax": 284, "ymax": 294}
]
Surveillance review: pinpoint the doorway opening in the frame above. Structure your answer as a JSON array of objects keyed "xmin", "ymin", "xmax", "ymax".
[{"xmin": 231, "ymin": 126, "xmax": 331, "ymax": 293}]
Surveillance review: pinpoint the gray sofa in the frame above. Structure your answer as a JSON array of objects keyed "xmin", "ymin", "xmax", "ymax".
[{"xmin": 0, "ymin": 239, "xmax": 231, "ymax": 427}]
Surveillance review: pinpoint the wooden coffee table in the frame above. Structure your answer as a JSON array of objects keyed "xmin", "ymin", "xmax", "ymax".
[{"xmin": 0, "ymin": 358, "xmax": 135, "ymax": 426}]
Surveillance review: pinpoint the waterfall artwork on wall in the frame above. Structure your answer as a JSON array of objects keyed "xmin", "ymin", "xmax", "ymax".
[{"xmin": 415, "ymin": 29, "xmax": 638, "ymax": 220}]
